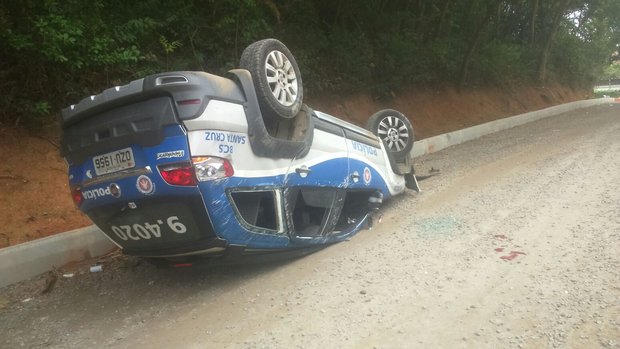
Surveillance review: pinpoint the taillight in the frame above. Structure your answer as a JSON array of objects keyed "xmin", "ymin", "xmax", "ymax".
[
  {"xmin": 176, "ymin": 98, "xmax": 201, "ymax": 106},
  {"xmin": 192, "ymin": 157, "xmax": 234, "ymax": 181},
  {"xmin": 158, "ymin": 158, "xmax": 234, "ymax": 185},
  {"xmin": 159, "ymin": 163, "xmax": 197, "ymax": 186},
  {"xmin": 71, "ymin": 187, "xmax": 83, "ymax": 206}
]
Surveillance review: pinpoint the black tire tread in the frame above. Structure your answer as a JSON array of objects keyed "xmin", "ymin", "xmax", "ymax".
[{"xmin": 239, "ymin": 39, "xmax": 303, "ymax": 120}]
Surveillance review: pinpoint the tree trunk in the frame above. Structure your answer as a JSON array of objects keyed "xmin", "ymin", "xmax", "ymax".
[
  {"xmin": 458, "ymin": 0, "xmax": 503, "ymax": 89},
  {"xmin": 529, "ymin": 0, "xmax": 539, "ymax": 45},
  {"xmin": 537, "ymin": 0, "xmax": 572, "ymax": 83},
  {"xmin": 433, "ymin": 0, "xmax": 452, "ymax": 40},
  {"xmin": 416, "ymin": 0, "xmax": 427, "ymax": 33}
]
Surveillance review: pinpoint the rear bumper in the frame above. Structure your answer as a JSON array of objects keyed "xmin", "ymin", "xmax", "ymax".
[
  {"xmin": 124, "ymin": 237, "xmax": 228, "ymax": 258},
  {"xmin": 87, "ymin": 196, "xmax": 221, "ymax": 255}
]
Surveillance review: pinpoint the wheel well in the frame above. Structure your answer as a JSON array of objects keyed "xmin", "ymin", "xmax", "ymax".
[{"xmin": 228, "ymin": 69, "xmax": 314, "ymax": 159}]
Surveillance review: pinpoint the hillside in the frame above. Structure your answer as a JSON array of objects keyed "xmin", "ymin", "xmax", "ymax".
[{"xmin": 0, "ymin": 83, "xmax": 590, "ymax": 248}]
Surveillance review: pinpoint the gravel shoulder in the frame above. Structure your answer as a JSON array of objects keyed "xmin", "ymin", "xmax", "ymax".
[{"xmin": 1, "ymin": 104, "xmax": 619, "ymax": 349}]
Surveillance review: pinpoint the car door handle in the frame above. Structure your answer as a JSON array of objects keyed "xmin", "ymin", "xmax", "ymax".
[
  {"xmin": 350, "ymin": 173, "xmax": 360, "ymax": 180},
  {"xmin": 295, "ymin": 167, "xmax": 311, "ymax": 175}
]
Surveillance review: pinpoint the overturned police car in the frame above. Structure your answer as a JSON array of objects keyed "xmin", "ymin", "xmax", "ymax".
[{"xmin": 60, "ymin": 39, "xmax": 419, "ymax": 264}]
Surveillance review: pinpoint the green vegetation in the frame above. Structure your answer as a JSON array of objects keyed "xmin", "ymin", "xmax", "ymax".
[
  {"xmin": 594, "ymin": 90, "xmax": 620, "ymax": 97},
  {"xmin": 600, "ymin": 61, "xmax": 620, "ymax": 80},
  {"xmin": 1, "ymin": 0, "xmax": 619, "ymax": 127}
]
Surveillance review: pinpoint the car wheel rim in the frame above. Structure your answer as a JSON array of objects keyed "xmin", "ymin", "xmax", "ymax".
[
  {"xmin": 377, "ymin": 116, "xmax": 409, "ymax": 152},
  {"xmin": 265, "ymin": 50, "xmax": 298, "ymax": 107}
]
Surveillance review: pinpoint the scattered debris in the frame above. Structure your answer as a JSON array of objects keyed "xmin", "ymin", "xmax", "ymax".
[
  {"xmin": 500, "ymin": 251, "xmax": 526, "ymax": 261},
  {"xmin": 0, "ymin": 295, "xmax": 10, "ymax": 310},
  {"xmin": 90, "ymin": 265, "xmax": 103, "ymax": 273},
  {"xmin": 413, "ymin": 167, "xmax": 442, "ymax": 181},
  {"xmin": 40, "ymin": 270, "xmax": 57, "ymax": 294},
  {"xmin": 0, "ymin": 174, "xmax": 26, "ymax": 182}
]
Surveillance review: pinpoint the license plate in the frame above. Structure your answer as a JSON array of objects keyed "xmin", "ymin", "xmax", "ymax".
[{"xmin": 93, "ymin": 147, "xmax": 135, "ymax": 176}]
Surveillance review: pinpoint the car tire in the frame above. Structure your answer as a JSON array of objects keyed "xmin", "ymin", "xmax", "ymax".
[
  {"xmin": 367, "ymin": 109, "xmax": 414, "ymax": 161},
  {"xmin": 240, "ymin": 39, "xmax": 303, "ymax": 120}
]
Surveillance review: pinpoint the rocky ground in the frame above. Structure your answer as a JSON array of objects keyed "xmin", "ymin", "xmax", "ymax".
[{"xmin": 0, "ymin": 103, "xmax": 618, "ymax": 348}]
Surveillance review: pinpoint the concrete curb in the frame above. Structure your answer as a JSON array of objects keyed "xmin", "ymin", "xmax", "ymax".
[
  {"xmin": 0, "ymin": 97, "xmax": 614, "ymax": 288},
  {"xmin": 0, "ymin": 226, "xmax": 115, "ymax": 288},
  {"xmin": 411, "ymin": 98, "xmax": 615, "ymax": 157}
]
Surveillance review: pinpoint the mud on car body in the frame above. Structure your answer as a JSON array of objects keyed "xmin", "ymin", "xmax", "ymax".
[{"xmin": 60, "ymin": 39, "xmax": 419, "ymax": 263}]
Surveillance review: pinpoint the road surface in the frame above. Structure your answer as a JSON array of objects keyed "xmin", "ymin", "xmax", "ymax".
[{"xmin": 1, "ymin": 103, "xmax": 619, "ymax": 348}]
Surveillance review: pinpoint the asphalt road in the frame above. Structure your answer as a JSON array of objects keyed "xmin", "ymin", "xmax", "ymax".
[{"xmin": 1, "ymin": 103, "xmax": 619, "ymax": 349}]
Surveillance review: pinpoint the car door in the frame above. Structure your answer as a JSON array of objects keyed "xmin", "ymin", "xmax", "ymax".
[
  {"xmin": 344, "ymin": 128, "xmax": 388, "ymax": 192},
  {"xmin": 284, "ymin": 118, "xmax": 349, "ymax": 240}
]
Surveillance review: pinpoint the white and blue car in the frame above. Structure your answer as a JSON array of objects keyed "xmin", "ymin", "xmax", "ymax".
[{"xmin": 60, "ymin": 39, "xmax": 419, "ymax": 264}]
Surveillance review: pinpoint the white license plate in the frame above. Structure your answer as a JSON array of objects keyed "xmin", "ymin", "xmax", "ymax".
[{"xmin": 93, "ymin": 147, "xmax": 135, "ymax": 176}]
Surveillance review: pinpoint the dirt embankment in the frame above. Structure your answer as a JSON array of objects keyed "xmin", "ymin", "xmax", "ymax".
[
  {"xmin": 0, "ymin": 83, "xmax": 591, "ymax": 248},
  {"xmin": 309, "ymin": 83, "xmax": 590, "ymax": 139}
]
